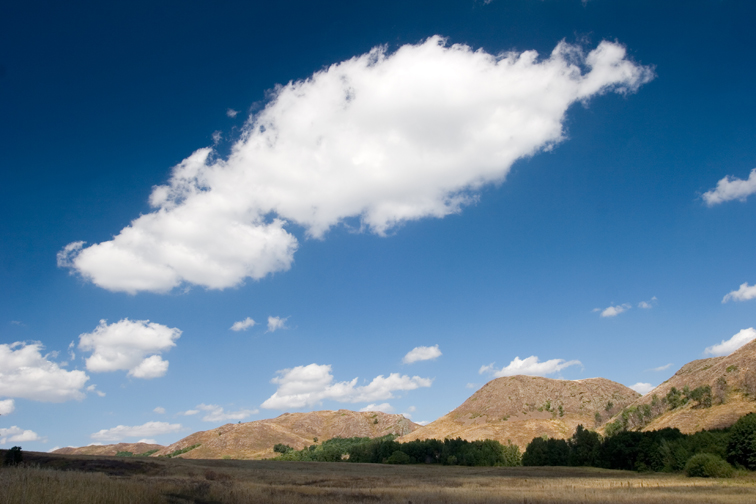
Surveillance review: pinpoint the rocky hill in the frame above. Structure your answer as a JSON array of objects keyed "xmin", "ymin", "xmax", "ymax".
[
  {"xmin": 153, "ymin": 409, "xmax": 419, "ymax": 460},
  {"xmin": 399, "ymin": 375, "xmax": 639, "ymax": 449},
  {"xmin": 602, "ymin": 339, "xmax": 756, "ymax": 435},
  {"xmin": 53, "ymin": 442, "xmax": 163, "ymax": 456}
]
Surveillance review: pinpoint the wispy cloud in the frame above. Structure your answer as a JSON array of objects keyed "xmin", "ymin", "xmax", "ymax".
[
  {"xmin": 638, "ymin": 296, "xmax": 657, "ymax": 309},
  {"xmin": 649, "ymin": 363, "xmax": 672, "ymax": 372},
  {"xmin": 402, "ymin": 345, "xmax": 441, "ymax": 364},
  {"xmin": 702, "ymin": 168, "xmax": 756, "ymax": 206},
  {"xmin": 194, "ymin": 403, "xmax": 257, "ymax": 422},
  {"xmin": 153, "ymin": 407, "xmax": 166, "ymax": 414},
  {"xmin": 597, "ymin": 303, "xmax": 631, "ymax": 318},
  {"xmin": 359, "ymin": 403, "xmax": 394, "ymax": 413},
  {"xmin": 230, "ymin": 317, "xmax": 256, "ymax": 331},
  {"xmin": 226, "ymin": 108, "xmax": 239, "ymax": 118},
  {"xmin": 58, "ymin": 37, "xmax": 653, "ymax": 294},
  {"xmin": 480, "ymin": 355, "xmax": 581, "ymax": 378},
  {"xmin": 261, "ymin": 363, "xmax": 432, "ymax": 410},
  {"xmin": 267, "ymin": 316, "xmax": 287, "ymax": 333},
  {"xmin": 91, "ymin": 421, "xmax": 182, "ymax": 442}
]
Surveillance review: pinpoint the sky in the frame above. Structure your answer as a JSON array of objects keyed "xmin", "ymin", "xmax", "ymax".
[{"xmin": 1, "ymin": 0, "xmax": 756, "ymax": 450}]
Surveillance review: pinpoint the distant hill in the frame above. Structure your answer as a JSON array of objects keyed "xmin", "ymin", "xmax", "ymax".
[
  {"xmin": 399, "ymin": 375, "xmax": 639, "ymax": 449},
  {"xmin": 53, "ymin": 442, "xmax": 163, "ymax": 456},
  {"xmin": 602, "ymin": 339, "xmax": 756, "ymax": 435},
  {"xmin": 153, "ymin": 409, "xmax": 419, "ymax": 460}
]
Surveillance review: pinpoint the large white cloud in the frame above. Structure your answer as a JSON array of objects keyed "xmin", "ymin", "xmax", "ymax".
[
  {"xmin": 261, "ymin": 363, "xmax": 433, "ymax": 410},
  {"xmin": 705, "ymin": 328, "xmax": 756, "ymax": 357},
  {"xmin": 0, "ymin": 426, "xmax": 41, "ymax": 445},
  {"xmin": 480, "ymin": 355, "xmax": 582, "ymax": 378},
  {"xmin": 58, "ymin": 36, "xmax": 653, "ymax": 294},
  {"xmin": 91, "ymin": 421, "xmax": 183, "ymax": 442},
  {"xmin": 403, "ymin": 345, "xmax": 442, "ymax": 364},
  {"xmin": 702, "ymin": 168, "xmax": 756, "ymax": 206},
  {"xmin": 0, "ymin": 342, "xmax": 89, "ymax": 402},
  {"xmin": 78, "ymin": 319, "xmax": 180, "ymax": 379},
  {"xmin": 722, "ymin": 282, "xmax": 756, "ymax": 303}
]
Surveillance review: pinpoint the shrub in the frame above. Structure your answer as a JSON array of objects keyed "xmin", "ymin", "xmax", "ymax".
[
  {"xmin": 684, "ymin": 453, "xmax": 734, "ymax": 478},
  {"xmin": 3, "ymin": 446, "xmax": 22, "ymax": 466},
  {"xmin": 273, "ymin": 443, "xmax": 293, "ymax": 454},
  {"xmin": 387, "ymin": 450, "xmax": 411, "ymax": 464}
]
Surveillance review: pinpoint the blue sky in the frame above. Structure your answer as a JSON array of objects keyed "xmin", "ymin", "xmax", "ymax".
[{"xmin": 2, "ymin": 0, "xmax": 756, "ymax": 449}]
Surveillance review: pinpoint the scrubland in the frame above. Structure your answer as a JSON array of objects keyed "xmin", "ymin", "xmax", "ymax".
[{"xmin": 2, "ymin": 452, "xmax": 755, "ymax": 504}]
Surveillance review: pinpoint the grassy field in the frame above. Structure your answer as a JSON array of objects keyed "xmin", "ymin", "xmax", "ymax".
[{"xmin": 1, "ymin": 451, "xmax": 755, "ymax": 503}]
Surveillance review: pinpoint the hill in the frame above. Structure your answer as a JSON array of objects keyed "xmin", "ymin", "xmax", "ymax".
[
  {"xmin": 53, "ymin": 442, "xmax": 163, "ymax": 456},
  {"xmin": 152, "ymin": 409, "xmax": 419, "ymax": 460},
  {"xmin": 399, "ymin": 375, "xmax": 639, "ymax": 449},
  {"xmin": 602, "ymin": 339, "xmax": 756, "ymax": 435}
]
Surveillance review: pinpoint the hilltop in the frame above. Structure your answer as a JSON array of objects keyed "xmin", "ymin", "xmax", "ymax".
[
  {"xmin": 399, "ymin": 375, "xmax": 639, "ymax": 449},
  {"xmin": 153, "ymin": 409, "xmax": 419, "ymax": 460},
  {"xmin": 603, "ymin": 339, "xmax": 756, "ymax": 435},
  {"xmin": 53, "ymin": 442, "xmax": 163, "ymax": 457}
]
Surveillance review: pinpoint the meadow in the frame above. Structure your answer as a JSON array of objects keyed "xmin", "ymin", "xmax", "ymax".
[{"xmin": 1, "ymin": 451, "xmax": 755, "ymax": 504}]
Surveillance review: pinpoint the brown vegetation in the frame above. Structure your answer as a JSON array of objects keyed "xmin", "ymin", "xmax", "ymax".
[
  {"xmin": 401, "ymin": 376, "xmax": 639, "ymax": 449},
  {"xmin": 603, "ymin": 339, "xmax": 756, "ymax": 435},
  {"xmin": 153, "ymin": 409, "xmax": 419, "ymax": 460},
  {"xmin": 2, "ymin": 450, "xmax": 754, "ymax": 504},
  {"xmin": 52, "ymin": 442, "xmax": 163, "ymax": 456}
]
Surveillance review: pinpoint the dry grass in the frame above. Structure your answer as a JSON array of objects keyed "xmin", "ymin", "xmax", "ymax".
[{"xmin": 1, "ymin": 451, "xmax": 755, "ymax": 503}]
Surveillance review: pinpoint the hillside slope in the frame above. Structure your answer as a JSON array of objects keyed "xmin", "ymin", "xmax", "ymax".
[
  {"xmin": 153, "ymin": 409, "xmax": 419, "ymax": 460},
  {"xmin": 53, "ymin": 442, "xmax": 163, "ymax": 456},
  {"xmin": 399, "ymin": 375, "xmax": 639, "ymax": 449},
  {"xmin": 603, "ymin": 339, "xmax": 756, "ymax": 434}
]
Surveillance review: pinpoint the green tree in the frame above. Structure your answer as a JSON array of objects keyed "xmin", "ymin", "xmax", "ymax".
[{"xmin": 727, "ymin": 412, "xmax": 756, "ymax": 469}]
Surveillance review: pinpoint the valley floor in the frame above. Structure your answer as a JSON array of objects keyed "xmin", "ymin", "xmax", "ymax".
[{"xmin": 2, "ymin": 451, "xmax": 755, "ymax": 503}]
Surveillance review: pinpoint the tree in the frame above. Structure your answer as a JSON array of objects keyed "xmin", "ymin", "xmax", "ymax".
[
  {"xmin": 727, "ymin": 412, "xmax": 756, "ymax": 469},
  {"xmin": 3, "ymin": 446, "xmax": 22, "ymax": 466}
]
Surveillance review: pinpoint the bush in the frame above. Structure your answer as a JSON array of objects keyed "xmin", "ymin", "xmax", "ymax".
[
  {"xmin": 3, "ymin": 446, "xmax": 22, "ymax": 466},
  {"xmin": 684, "ymin": 453, "xmax": 734, "ymax": 478},
  {"xmin": 386, "ymin": 450, "xmax": 411, "ymax": 464},
  {"xmin": 273, "ymin": 443, "xmax": 293, "ymax": 454}
]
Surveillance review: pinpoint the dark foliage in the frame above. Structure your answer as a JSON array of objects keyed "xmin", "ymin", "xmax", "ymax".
[{"xmin": 3, "ymin": 446, "xmax": 23, "ymax": 466}]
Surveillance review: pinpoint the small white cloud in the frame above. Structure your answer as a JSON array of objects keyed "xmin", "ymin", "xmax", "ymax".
[
  {"xmin": 465, "ymin": 383, "xmax": 480, "ymax": 389},
  {"xmin": 181, "ymin": 409, "xmax": 199, "ymax": 416},
  {"xmin": 402, "ymin": 345, "xmax": 442, "ymax": 364},
  {"xmin": 212, "ymin": 131, "xmax": 222, "ymax": 145},
  {"xmin": 226, "ymin": 108, "xmax": 239, "ymax": 118},
  {"xmin": 600, "ymin": 303, "xmax": 631, "ymax": 318},
  {"xmin": 267, "ymin": 316, "xmax": 287, "ymax": 333},
  {"xmin": 78, "ymin": 319, "xmax": 180, "ymax": 379},
  {"xmin": 705, "ymin": 328, "xmax": 756, "ymax": 357},
  {"xmin": 638, "ymin": 296, "xmax": 657, "ymax": 309},
  {"xmin": 406, "ymin": 406, "xmax": 416, "ymax": 412},
  {"xmin": 48, "ymin": 446, "xmax": 61, "ymax": 452},
  {"xmin": 629, "ymin": 382, "xmax": 655, "ymax": 395},
  {"xmin": 0, "ymin": 426, "xmax": 41, "ymax": 444},
  {"xmin": 0, "ymin": 399, "xmax": 15, "ymax": 415},
  {"xmin": 138, "ymin": 438, "xmax": 157, "ymax": 444},
  {"xmin": 650, "ymin": 363, "xmax": 672, "ymax": 372},
  {"xmin": 722, "ymin": 283, "xmax": 756, "ymax": 303},
  {"xmin": 195, "ymin": 403, "xmax": 258, "ymax": 422},
  {"xmin": 0, "ymin": 342, "xmax": 89, "ymax": 402},
  {"xmin": 91, "ymin": 421, "xmax": 183, "ymax": 442},
  {"xmin": 416, "ymin": 420, "xmax": 430, "ymax": 426},
  {"xmin": 480, "ymin": 355, "xmax": 581, "ymax": 378},
  {"xmin": 359, "ymin": 403, "xmax": 394, "ymax": 413},
  {"xmin": 153, "ymin": 407, "xmax": 166, "ymax": 414},
  {"xmin": 230, "ymin": 317, "xmax": 256, "ymax": 332},
  {"xmin": 261, "ymin": 363, "xmax": 433, "ymax": 410},
  {"xmin": 702, "ymin": 168, "xmax": 756, "ymax": 206}
]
